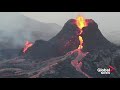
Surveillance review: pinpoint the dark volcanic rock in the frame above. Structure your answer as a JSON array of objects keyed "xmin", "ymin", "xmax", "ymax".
[
  {"xmin": 0, "ymin": 49, "xmax": 20, "ymax": 59},
  {"xmin": 49, "ymin": 19, "xmax": 80, "ymax": 56},
  {"xmin": 24, "ymin": 40, "xmax": 59, "ymax": 59},
  {"xmin": 82, "ymin": 19, "xmax": 115, "ymax": 52},
  {"xmin": 81, "ymin": 48, "xmax": 120, "ymax": 78}
]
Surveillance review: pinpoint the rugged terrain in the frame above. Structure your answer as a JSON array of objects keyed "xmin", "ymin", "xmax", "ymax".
[{"xmin": 0, "ymin": 18, "xmax": 120, "ymax": 78}]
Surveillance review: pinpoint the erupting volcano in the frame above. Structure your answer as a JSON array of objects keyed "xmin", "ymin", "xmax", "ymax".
[
  {"xmin": 0, "ymin": 14, "xmax": 120, "ymax": 78},
  {"xmin": 23, "ymin": 41, "xmax": 33, "ymax": 53},
  {"xmin": 68, "ymin": 16, "xmax": 91, "ymax": 77}
]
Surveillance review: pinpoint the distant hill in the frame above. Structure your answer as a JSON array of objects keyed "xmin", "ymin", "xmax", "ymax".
[{"xmin": 0, "ymin": 13, "xmax": 62, "ymax": 49}]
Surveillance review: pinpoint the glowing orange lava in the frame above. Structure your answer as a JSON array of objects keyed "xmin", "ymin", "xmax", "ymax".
[
  {"xmin": 76, "ymin": 16, "xmax": 87, "ymax": 30},
  {"xmin": 67, "ymin": 16, "xmax": 91, "ymax": 78},
  {"xmin": 76, "ymin": 16, "xmax": 87, "ymax": 49},
  {"xmin": 23, "ymin": 41, "xmax": 33, "ymax": 53},
  {"xmin": 78, "ymin": 36, "xmax": 83, "ymax": 49}
]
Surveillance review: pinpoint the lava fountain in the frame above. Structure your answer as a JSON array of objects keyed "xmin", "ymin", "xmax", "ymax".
[
  {"xmin": 23, "ymin": 41, "xmax": 33, "ymax": 53},
  {"xmin": 67, "ymin": 16, "xmax": 92, "ymax": 78},
  {"xmin": 76, "ymin": 16, "xmax": 87, "ymax": 49}
]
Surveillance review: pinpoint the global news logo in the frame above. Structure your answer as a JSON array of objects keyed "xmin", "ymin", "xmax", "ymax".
[{"xmin": 97, "ymin": 66, "xmax": 115, "ymax": 74}]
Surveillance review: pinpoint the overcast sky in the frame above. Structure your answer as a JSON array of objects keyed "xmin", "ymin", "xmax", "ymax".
[
  {"xmin": 20, "ymin": 12, "xmax": 119, "ymax": 26},
  {"xmin": 20, "ymin": 12, "xmax": 120, "ymax": 32}
]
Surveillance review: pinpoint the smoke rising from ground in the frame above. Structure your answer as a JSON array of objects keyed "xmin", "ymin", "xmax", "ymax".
[{"xmin": 0, "ymin": 12, "xmax": 62, "ymax": 49}]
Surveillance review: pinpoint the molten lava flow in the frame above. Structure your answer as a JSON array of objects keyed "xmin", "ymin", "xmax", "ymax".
[
  {"xmin": 67, "ymin": 16, "xmax": 91, "ymax": 78},
  {"xmin": 78, "ymin": 36, "xmax": 83, "ymax": 49},
  {"xmin": 23, "ymin": 41, "xmax": 33, "ymax": 53}
]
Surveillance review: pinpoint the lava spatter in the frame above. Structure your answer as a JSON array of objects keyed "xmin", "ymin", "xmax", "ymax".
[
  {"xmin": 76, "ymin": 16, "xmax": 88, "ymax": 50},
  {"xmin": 68, "ymin": 16, "xmax": 91, "ymax": 78},
  {"xmin": 23, "ymin": 41, "xmax": 33, "ymax": 53}
]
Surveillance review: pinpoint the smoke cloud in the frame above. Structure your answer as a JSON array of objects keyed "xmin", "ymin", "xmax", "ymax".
[{"xmin": 0, "ymin": 12, "xmax": 62, "ymax": 49}]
